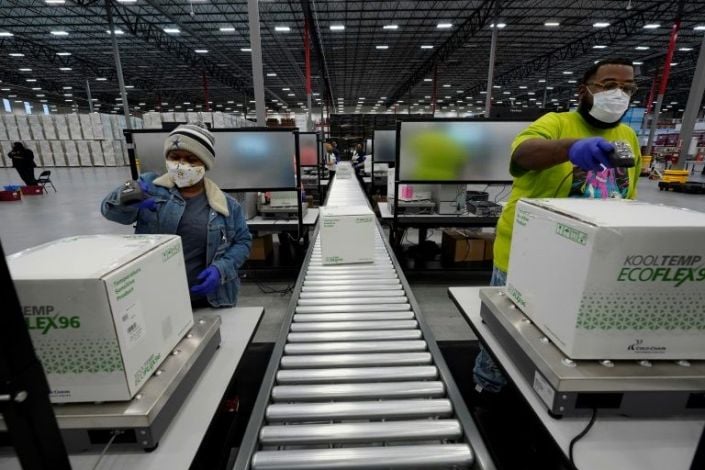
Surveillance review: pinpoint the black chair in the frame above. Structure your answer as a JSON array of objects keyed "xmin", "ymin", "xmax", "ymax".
[{"xmin": 36, "ymin": 170, "xmax": 56, "ymax": 193}]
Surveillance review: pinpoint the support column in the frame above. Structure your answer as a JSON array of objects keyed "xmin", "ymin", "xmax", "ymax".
[
  {"xmin": 484, "ymin": 24, "xmax": 498, "ymax": 118},
  {"xmin": 646, "ymin": 19, "xmax": 681, "ymax": 155},
  {"xmin": 247, "ymin": 0, "xmax": 266, "ymax": 125},
  {"xmin": 304, "ymin": 19, "xmax": 313, "ymax": 131},
  {"xmin": 641, "ymin": 69, "xmax": 659, "ymax": 135},
  {"xmin": 676, "ymin": 32, "xmax": 705, "ymax": 169},
  {"xmin": 202, "ymin": 71, "xmax": 210, "ymax": 112},
  {"xmin": 85, "ymin": 80, "xmax": 94, "ymax": 113},
  {"xmin": 431, "ymin": 65, "xmax": 438, "ymax": 116},
  {"xmin": 105, "ymin": 0, "xmax": 131, "ymax": 130},
  {"xmin": 542, "ymin": 57, "xmax": 551, "ymax": 108}
]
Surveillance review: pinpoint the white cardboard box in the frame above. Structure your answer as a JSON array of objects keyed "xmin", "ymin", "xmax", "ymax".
[
  {"xmin": 50, "ymin": 140, "xmax": 66, "ymax": 166},
  {"xmin": 90, "ymin": 141, "xmax": 105, "ymax": 166},
  {"xmin": 66, "ymin": 114, "xmax": 83, "ymax": 140},
  {"xmin": 7, "ymin": 235, "xmax": 194, "ymax": 403},
  {"xmin": 54, "ymin": 115, "xmax": 70, "ymax": 140},
  {"xmin": 41, "ymin": 115, "xmax": 57, "ymax": 140},
  {"xmin": 102, "ymin": 140, "xmax": 116, "ymax": 166},
  {"xmin": 39, "ymin": 141, "xmax": 54, "ymax": 167},
  {"xmin": 506, "ymin": 198, "xmax": 705, "ymax": 360},
  {"xmin": 80, "ymin": 114, "xmax": 94, "ymax": 140},
  {"xmin": 320, "ymin": 205, "xmax": 375, "ymax": 265},
  {"xmin": 91, "ymin": 113, "xmax": 104, "ymax": 140}
]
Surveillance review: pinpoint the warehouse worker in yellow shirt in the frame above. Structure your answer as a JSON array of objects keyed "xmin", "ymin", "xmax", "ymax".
[{"xmin": 474, "ymin": 58, "xmax": 642, "ymax": 397}]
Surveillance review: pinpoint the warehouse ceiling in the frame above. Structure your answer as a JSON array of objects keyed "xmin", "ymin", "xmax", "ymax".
[{"xmin": 0, "ymin": 0, "xmax": 705, "ymax": 118}]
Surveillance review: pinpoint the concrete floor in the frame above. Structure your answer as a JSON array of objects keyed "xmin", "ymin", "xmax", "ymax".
[{"xmin": 2, "ymin": 167, "xmax": 704, "ymax": 344}]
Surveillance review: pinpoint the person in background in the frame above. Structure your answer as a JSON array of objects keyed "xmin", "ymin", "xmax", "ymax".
[
  {"xmin": 352, "ymin": 143, "xmax": 367, "ymax": 176},
  {"xmin": 324, "ymin": 142, "xmax": 338, "ymax": 179},
  {"xmin": 330, "ymin": 140, "xmax": 341, "ymax": 161},
  {"xmin": 474, "ymin": 58, "xmax": 641, "ymax": 399},
  {"xmin": 101, "ymin": 124, "xmax": 252, "ymax": 308},
  {"xmin": 8, "ymin": 142, "xmax": 37, "ymax": 186}
]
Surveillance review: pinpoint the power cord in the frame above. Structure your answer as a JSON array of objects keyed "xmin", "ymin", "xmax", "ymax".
[
  {"xmin": 569, "ymin": 408, "xmax": 598, "ymax": 470},
  {"xmin": 255, "ymin": 282, "xmax": 295, "ymax": 296},
  {"xmin": 91, "ymin": 430, "xmax": 122, "ymax": 470}
]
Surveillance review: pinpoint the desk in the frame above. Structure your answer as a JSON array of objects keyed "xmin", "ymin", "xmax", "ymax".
[
  {"xmin": 377, "ymin": 202, "xmax": 498, "ymax": 227},
  {"xmin": 247, "ymin": 208, "xmax": 319, "ymax": 232},
  {"xmin": 0, "ymin": 307, "xmax": 265, "ymax": 470},
  {"xmin": 448, "ymin": 286, "xmax": 704, "ymax": 470}
]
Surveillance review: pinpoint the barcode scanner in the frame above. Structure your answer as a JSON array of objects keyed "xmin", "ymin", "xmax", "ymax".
[
  {"xmin": 609, "ymin": 141, "xmax": 636, "ymax": 168},
  {"xmin": 118, "ymin": 180, "xmax": 145, "ymax": 205}
]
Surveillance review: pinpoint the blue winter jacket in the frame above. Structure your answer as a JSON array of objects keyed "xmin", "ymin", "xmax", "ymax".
[{"xmin": 101, "ymin": 172, "xmax": 252, "ymax": 307}]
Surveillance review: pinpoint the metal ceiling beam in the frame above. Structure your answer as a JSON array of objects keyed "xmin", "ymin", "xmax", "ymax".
[
  {"xmin": 464, "ymin": 0, "xmax": 682, "ymax": 96},
  {"xmin": 383, "ymin": 0, "xmax": 498, "ymax": 108},
  {"xmin": 301, "ymin": 0, "xmax": 335, "ymax": 107}
]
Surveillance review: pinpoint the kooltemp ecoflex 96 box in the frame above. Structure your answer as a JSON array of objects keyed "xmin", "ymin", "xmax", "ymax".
[
  {"xmin": 8, "ymin": 235, "xmax": 194, "ymax": 403},
  {"xmin": 320, "ymin": 205, "xmax": 375, "ymax": 265},
  {"xmin": 506, "ymin": 199, "xmax": 705, "ymax": 360}
]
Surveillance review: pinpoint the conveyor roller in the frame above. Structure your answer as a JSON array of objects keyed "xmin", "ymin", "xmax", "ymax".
[{"xmin": 233, "ymin": 166, "xmax": 492, "ymax": 470}]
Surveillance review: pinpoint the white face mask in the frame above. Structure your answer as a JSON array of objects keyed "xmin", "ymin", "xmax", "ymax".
[
  {"xmin": 588, "ymin": 88, "xmax": 630, "ymax": 124},
  {"xmin": 166, "ymin": 160, "xmax": 205, "ymax": 188}
]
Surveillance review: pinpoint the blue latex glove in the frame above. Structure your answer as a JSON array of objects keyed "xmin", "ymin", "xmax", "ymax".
[
  {"xmin": 136, "ymin": 179, "xmax": 157, "ymax": 211},
  {"xmin": 568, "ymin": 137, "xmax": 615, "ymax": 172},
  {"xmin": 190, "ymin": 266, "xmax": 221, "ymax": 297}
]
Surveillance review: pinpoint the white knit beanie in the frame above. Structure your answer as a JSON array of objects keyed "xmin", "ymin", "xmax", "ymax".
[{"xmin": 163, "ymin": 123, "xmax": 216, "ymax": 170}]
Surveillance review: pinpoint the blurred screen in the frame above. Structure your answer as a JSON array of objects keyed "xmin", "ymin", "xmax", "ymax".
[
  {"xmin": 398, "ymin": 120, "xmax": 530, "ymax": 182},
  {"xmin": 132, "ymin": 130, "xmax": 297, "ymax": 190},
  {"xmin": 373, "ymin": 130, "xmax": 396, "ymax": 163},
  {"xmin": 299, "ymin": 133, "xmax": 319, "ymax": 166}
]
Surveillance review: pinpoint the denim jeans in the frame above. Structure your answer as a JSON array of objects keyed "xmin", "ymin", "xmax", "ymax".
[{"xmin": 472, "ymin": 266, "xmax": 508, "ymax": 393}]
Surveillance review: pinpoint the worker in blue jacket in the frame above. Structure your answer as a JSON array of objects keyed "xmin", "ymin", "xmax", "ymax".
[{"xmin": 101, "ymin": 123, "xmax": 252, "ymax": 308}]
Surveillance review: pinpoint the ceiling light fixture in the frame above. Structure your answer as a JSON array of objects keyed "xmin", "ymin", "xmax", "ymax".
[
  {"xmin": 275, "ymin": 26, "xmax": 291, "ymax": 32},
  {"xmin": 593, "ymin": 22, "xmax": 610, "ymax": 28},
  {"xmin": 420, "ymin": 45, "xmax": 433, "ymax": 49},
  {"xmin": 593, "ymin": 45, "xmax": 607, "ymax": 49},
  {"xmin": 267, "ymin": 72, "xmax": 277, "ymax": 77},
  {"xmin": 490, "ymin": 23, "xmax": 507, "ymax": 29},
  {"xmin": 633, "ymin": 61, "xmax": 643, "ymax": 65},
  {"xmin": 544, "ymin": 21, "xmax": 560, "ymax": 27},
  {"xmin": 50, "ymin": 30, "xmax": 69, "ymax": 36},
  {"xmin": 96, "ymin": 77, "xmax": 107, "ymax": 81},
  {"xmin": 0, "ymin": 32, "xmax": 14, "ymax": 37},
  {"xmin": 56, "ymin": 51, "xmax": 71, "ymax": 56},
  {"xmin": 19, "ymin": 68, "xmax": 32, "ymax": 72},
  {"xmin": 106, "ymin": 29, "xmax": 124, "ymax": 35},
  {"xmin": 437, "ymin": 23, "xmax": 452, "ymax": 29},
  {"xmin": 383, "ymin": 24, "xmax": 398, "ymax": 30},
  {"xmin": 643, "ymin": 23, "xmax": 660, "ymax": 29},
  {"xmin": 240, "ymin": 47, "xmax": 251, "ymax": 52},
  {"xmin": 679, "ymin": 47, "xmax": 693, "ymax": 51},
  {"xmin": 59, "ymin": 67, "xmax": 72, "ymax": 71},
  {"xmin": 635, "ymin": 46, "xmax": 650, "ymax": 50},
  {"xmin": 195, "ymin": 49, "xmax": 208, "ymax": 53},
  {"xmin": 9, "ymin": 53, "xmax": 24, "ymax": 57},
  {"xmin": 330, "ymin": 25, "xmax": 345, "ymax": 31},
  {"xmin": 376, "ymin": 45, "xmax": 389, "ymax": 49},
  {"xmin": 163, "ymin": 28, "xmax": 180, "ymax": 34},
  {"xmin": 694, "ymin": 25, "xmax": 705, "ymax": 31},
  {"xmin": 219, "ymin": 26, "xmax": 235, "ymax": 32}
]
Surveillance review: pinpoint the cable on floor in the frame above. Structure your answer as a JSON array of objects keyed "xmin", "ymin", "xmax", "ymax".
[
  {"xmin": 569, "ymin": 408, "xmax": 598, "ymax": 470},
  {"xmin": 91, "ymin": 430, "xmax": 122, "ymax": 470}
]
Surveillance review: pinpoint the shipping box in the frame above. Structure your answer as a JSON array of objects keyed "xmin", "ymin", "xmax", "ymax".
[
  {"xmin": 7, "ymin": 235, "xmax": 194, "ymax": 403},
  {"xmin": 506, "ymin": 199, "xmax": 705, "ymax": 360},
  {"xmin": 320, "ymin": 205, "xmax": 375, "ymax": 265}
]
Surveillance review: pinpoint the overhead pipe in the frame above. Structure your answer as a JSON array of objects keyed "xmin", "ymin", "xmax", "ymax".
[{"xmin": 676, "ymin": 32, "xmax": 705, "ymax": 169}]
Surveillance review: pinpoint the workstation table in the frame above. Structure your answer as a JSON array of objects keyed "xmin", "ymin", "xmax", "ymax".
[
  {"xmin": 0, "ymin": 307, "xmax": 265, "ymax": 470},
  {"xmin": 448, "ymin": 286, "xmax": 705, "ymax": 470},
  {"xmin": 246, "ymin": 208, "xmax": 319, "ymax": 232},
  {"xmin": 377, "ymin": 202, "xmax": 499, "ymax": 248}
]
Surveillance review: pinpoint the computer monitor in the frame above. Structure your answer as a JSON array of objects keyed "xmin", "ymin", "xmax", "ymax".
[
  {"xmin": 397, "ymin": 120, "xmax": 531, "ymax": 183},
  {"xmin": 299, "ymin": 132, "xmax": 318, "ymax": 166},
  {"xmin": 373, "ymin": 130, "xmax": 396, "ymax": 163},
  {"xmin": 131, "ymin": 129, "xmax": 297, "ymax": 190}
]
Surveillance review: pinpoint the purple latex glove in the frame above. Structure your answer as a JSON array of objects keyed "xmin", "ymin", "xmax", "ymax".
[
  {"xmin": 190, "ymin": 266, "xmax": 221, "ymax": 297},
  {"xmin": 568, "ymin": 137, "xmax": 615, "ymax": 172}
]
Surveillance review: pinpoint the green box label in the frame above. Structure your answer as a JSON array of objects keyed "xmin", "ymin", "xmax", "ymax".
[{"xmin": 556, "ymin": 223, "xmax": 587, "ymax": 245}]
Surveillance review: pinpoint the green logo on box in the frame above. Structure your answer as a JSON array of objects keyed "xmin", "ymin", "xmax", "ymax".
[{"xmin": 556, "ymin": 223, "xmax": 587, "ymax": 246}]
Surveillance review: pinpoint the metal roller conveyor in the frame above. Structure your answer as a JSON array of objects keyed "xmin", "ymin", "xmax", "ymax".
[
  {"xmin": 293, "ymin": 312, "xmax": 415, "ymax": 322},
  {"xmin": 251, "ymin": 445, "xmax": 473, "ymax": 470},
  {"xmin": 280, "ymin": 352, "xmax": 432, "ymax": 369},
  {"xmin": 233, "ymin": 165, "xmax": 494, "ymax": 470},
  {"xmin": 299, "ymin": 290, "xmax": 404, "ymax": 299},
  {"xmin": 276, "ymin": 366, "xmax": 438, "ymax": 384},
  {"xmin": 302, "ymin": 279, "xmax": 401, "ymax": 287},
  {"xmin": 283, "ymin": 340, "xmax": 428, "ymax": 355},
  {"xmin": 270, "ymin": 381, "xmax": 446, "ymax": 402},
  {"xmin": 259, "ymin": 419, "xmax": 463, "ymax": 445},
  {"xmin": 287, "ymin": 330, "xmax": 422, "ymax": 343},
  {"xmin": 265, "ymin": 399, "xmax": 453, "ymax": 422},
  {"xmin": 294, "ymin": 304, "xmax": 411, "ymax": 314},
  {"xmin": 305, "ymin": 274, "xmax": 398, "ymax": 281},
  {"xmin": 301, "ymin": 284, "xmax": 402, "ymax": 292},
  {"xmin": 296, "ymin": 296, "xmax": 408, "ymax": 306},
  {"xmin": 289, "ymin": 320, "xmax": 418, "ymax": 332}
]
